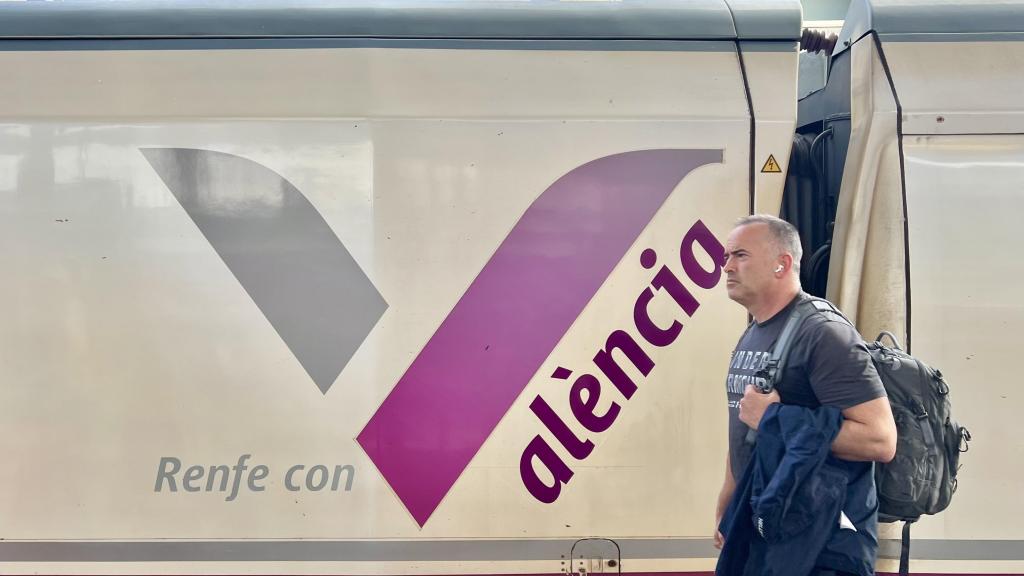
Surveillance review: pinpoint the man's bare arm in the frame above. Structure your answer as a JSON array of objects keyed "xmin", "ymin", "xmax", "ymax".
[{"xmin": 831, "ymin": 396, "xmax": 897, "ymax": 462}]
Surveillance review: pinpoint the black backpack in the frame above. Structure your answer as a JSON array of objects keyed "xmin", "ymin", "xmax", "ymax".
[
  {"xmin": 759, "ymin": 296, "xmax": 971, "ymax": 575},
  {"xmin": 865, "ymin": 331, "xmax": 971, "ymax": 524}
]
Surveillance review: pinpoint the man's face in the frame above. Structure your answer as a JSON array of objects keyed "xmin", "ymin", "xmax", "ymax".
[{"xmin": 723, "ymin": 223, "xmax": 780, "ymax": 306}]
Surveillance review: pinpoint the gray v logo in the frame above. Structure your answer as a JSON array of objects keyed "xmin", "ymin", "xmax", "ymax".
[{"xmin": 142, "ymin": 148, "xmax": 387, "ymax": 394}]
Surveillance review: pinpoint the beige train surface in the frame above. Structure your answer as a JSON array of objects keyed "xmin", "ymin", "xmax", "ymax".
[{"xmin": 0, "ymin": 1, "xmax": 1021, "ymax": 575}]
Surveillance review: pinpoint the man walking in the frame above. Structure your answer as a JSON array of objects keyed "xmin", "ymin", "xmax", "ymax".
[{"xmin": 714, "ymin": 215, "xmax": 897, "ymax": 576}]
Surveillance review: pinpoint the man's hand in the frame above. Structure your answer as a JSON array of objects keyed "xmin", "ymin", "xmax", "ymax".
[
  {"xmin": 714, "ymin": 523, "xmax": 724, "ymax": 549},
  {"xmin": 739, "ymin": 384, "xmax": 780, "ymax": 430}
]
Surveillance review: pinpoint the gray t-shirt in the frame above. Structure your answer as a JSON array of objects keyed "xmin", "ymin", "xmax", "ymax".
[{"xmin": 726, "ymin": 294, "xmax": 887, "ymax": 476}]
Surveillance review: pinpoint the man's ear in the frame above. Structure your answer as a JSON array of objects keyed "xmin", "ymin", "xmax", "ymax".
[{"xmin": 776, "ymin": 253, "xmax": 794, "ymax": 275}]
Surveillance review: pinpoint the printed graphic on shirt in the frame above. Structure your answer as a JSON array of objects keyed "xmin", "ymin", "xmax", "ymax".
[
  {"xmin": 724, "ymin": 317, "xmax": 787, "ymax": 476},
  {"xmin": 725, "ymin": 349, "xmax": 771, "ymax": 409}
]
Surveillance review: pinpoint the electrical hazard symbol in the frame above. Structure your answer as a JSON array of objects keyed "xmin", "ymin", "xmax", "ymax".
[{"xmin": 761, "ymin": 155, "xmax": 782, "ymax": 173}]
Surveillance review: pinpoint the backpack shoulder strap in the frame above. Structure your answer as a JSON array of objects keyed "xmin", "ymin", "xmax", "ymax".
[
  {"xmin": 757, "ymin": 295, "xmax": 817, "ymax": 392},
  {"xmin": 744, "ymin": 295, "xmax": 827, "ymax": 444},
  {"xmin": 805, "ymin": 296, "xmax": 854, "ymax": 327}
]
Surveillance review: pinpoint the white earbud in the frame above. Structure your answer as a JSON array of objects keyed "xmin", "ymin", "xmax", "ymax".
[{"xmin": 775, "ymin": 265, "xmax": 784, "ymax": 273}]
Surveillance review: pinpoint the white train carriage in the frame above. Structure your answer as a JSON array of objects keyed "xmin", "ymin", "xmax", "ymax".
[
  {"xmin": 791, "ymin": 1, "xmax": 1024, "ymax": 574},
  {"xmin": 0, "ymin": 1, "xmax": 797, "ymax": 574},
  {"xmin": 0, "ymin": 0, "xmax": 1021, "ymax": 575}
]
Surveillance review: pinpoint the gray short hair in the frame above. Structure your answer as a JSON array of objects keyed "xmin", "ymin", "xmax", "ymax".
[{"xmin": 734, "ymin": 214, "xmax": 803, "ymax": 272}]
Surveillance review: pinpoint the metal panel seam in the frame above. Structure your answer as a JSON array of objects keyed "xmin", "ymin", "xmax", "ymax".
[{"xmin": 869, "ymin": 31, "xmax": 911, "ymax": 353}]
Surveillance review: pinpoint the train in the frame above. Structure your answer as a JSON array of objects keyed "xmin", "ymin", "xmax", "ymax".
[{"xmin": 0, "ymin": 0, "xmax": 1021, "ymax": 574}]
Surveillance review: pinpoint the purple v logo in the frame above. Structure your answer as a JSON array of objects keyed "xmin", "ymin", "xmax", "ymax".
[{"xmin": 357, "ymin": 149, "xmax": 722, "ymax": 526}]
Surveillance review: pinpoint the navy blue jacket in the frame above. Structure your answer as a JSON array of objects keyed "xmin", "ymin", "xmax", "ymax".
[{"xmin": 716, "ymin": 404, "xmax": 879, "ymax": 576}]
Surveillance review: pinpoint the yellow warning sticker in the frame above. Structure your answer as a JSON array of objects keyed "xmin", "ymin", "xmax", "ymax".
[{"xmin": 761, "ymin": 154, "xmax": 782, "ymax": 174}]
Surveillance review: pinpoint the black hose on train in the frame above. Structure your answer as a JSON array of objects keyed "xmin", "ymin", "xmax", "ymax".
[{"xmin": 800, "ymin": 29, "xmax": 839, "ymax": 54}]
